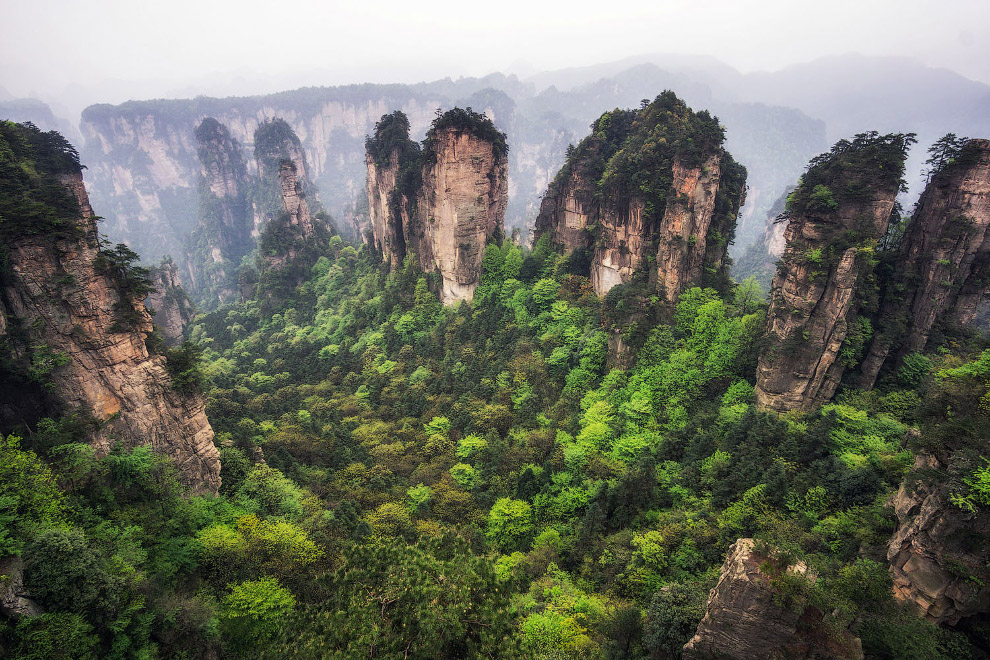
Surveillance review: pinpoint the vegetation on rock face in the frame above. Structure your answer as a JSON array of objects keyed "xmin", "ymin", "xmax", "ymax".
[
  {"xmin": 0, "ymin": 121, "xmax": 83, "ymax": 241},
  {"xmin": 1, "ymin": 122, "xmax": 988, "ymax": 660},
  {"xmin": 424, "ymin": 106, "xmax": 508, "ymax": 163}
]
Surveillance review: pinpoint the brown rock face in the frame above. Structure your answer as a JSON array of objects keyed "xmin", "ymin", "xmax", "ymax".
[
  {"xmin": 888, "ymin": 455, "xmax": 990, "ymax": 625},
  {"xmin": 0, "ymin": 173, "xmax": 220, "ymax": 493},
  {"xmin": 416, "ymin": 129, "xmax": 508, "ymax": 302},
  {"xmin": 366, "ymin": 111, "xmax": 507, "ymax": 304},
  {"xmin": 534, "ymin": 95, "xmax": 746, "ymax": 302},
  {"xmin": 262, "ymin": 160, "xmax": 318, "ymax": 270},
  {"xmin": 860, "ymin": 139, "xmax": 990, "ymax": 388},
  {"xmin": 755, "ymin": 134, "xmax": 910, "ymax": 412},
  {"xmin": 366, "ymin": 150, "xmax": 407, "ymax": 269},
  {"xmin": 684, "ymin": 539, "xmax": 863, "ymax": 660},
  {"xmin": 146, "ymin": 260, "xmax": 195, "ymax": 346},
  {"xmin": 534, "ymin": 169, "xmax": 594, "ymax": 255}
]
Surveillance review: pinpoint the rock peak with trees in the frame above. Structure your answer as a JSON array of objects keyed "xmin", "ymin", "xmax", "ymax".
[
  {"xmin": 534, "ymin": 91, "xmax": 747, "ymax": 302},
  {"xmin": 366, "ymin": 108, "xmax": 508, "ymax": 304},
  {"xmin": 0, "ymin": 120, "xmax": 220, "ymax": 493}
]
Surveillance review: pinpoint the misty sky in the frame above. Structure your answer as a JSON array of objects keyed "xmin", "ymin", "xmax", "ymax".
[{"xmin": 2, "ymin": 0, "xmax": 989, "ymax": 115}]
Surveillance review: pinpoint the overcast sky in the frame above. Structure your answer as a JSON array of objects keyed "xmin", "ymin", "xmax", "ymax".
[{"xmin": 3, "ymin": 0, "xmax": 989, "ymax": 115}]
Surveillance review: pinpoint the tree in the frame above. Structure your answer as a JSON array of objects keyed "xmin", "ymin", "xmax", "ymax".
[
  {"xmin": 220, "ymin": 577, "xmax": 295, "ymax": 655},
  {"xmin": 643, "ymin": 582, "xmax": 707, "ymax": 659},
  {"xmin": 487, "ymin": 497, "xmax": 534, "ymax": 552}
]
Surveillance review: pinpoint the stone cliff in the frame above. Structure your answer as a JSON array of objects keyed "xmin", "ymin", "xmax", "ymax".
[
  {"xmin": 887, "ymin": 455, "xmax": 990, "ymax": 625},
  {"xmin": 534, "ymin": 91, "xmax": 747, "ymax": 301},
  {"xmin": 253, "ymin": 120, "xmax": 334, "ymax": 303},
  {"xmin": 0, "ymin": 122, "xmax": 220, "ymax": 493},
  {"xmin": 147, "ymin": 259, "xmax": 195, "ymax": 346},
  {"xmin": 366, "ymin": 108, "xmax": 507, "ymax": 303},
  {"xmin": 859, "ymin": 138, "xmax": 990, "ymax": 387},
  {"xmin": 186, "ymin": 117, "xmax": 253, "ymax": 307},
  {"xmin": 683, "ymin": 538, "xmax": 863, "ymax": 660},
  {"xmin": 755, "ymin": 133, "xmax": 913, "ymax": 412}
]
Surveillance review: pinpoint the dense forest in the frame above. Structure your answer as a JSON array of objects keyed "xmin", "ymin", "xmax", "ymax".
[{"xmin": 1, "ymin": 114, "xmax": 989, "ymax": 660}]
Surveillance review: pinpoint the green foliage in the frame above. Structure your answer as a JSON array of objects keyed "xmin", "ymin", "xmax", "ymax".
[
  {"xmin": 268, "ymin": 539, "xmax": 520, "ymax": 659},
  {"xmin": 0, "ymin": 121, "xmax": 83, "ymax": 241},
  {"xmin": 0, "ymin": 434, "xmax": 65, "ymax": 555},
  {"xmin": 220, "ymin": 577, "xmax": 296, "ymax": 654},
  {"xmin": 425, "ymin": 107, "xmax": 508, "ymax": 163},
  {"xmin": 165, "ymin": 340, "xmax": 205, "ymax": 393},
  {"xmin": 487, "ymin": 497, "xmax": 534, "ymax": 552},
  {"xmin": 787, "ymin": 132, "xmax": 916, "ymax": 216}
]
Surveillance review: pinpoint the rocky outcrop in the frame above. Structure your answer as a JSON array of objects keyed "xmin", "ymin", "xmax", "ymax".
[
  {"xmin": 534, "ymin": 92, "xmax": 747, "ymax": 301},
  {"xmin": 147, "ymin": 259, "xmax": 195, "ymax": 346},
  {"xmin": 255, "ymin": 149, "xmax": 334, "ymax": 303},
  {"xmin": 888, "ymin": 455, "xmax": 990, "ymax": 625},
  {"xmin": 366, "ymin": 109, "xmax": 507, "ymax": 303},
  {"xmin": 683, "ymin": 538, "xmax": 863, "ymax": 660},
  {"xmin": 756, "ymin": 133, "xmax": 912, "ymax": 412},
  {"xmin": 416, "ymin": 128, "xmax": 508, "ymax": 302},
  {"xmin": 365, "ymin": 150, "xmax": 407, "ymax": 269},
  {"xmin": 0, "ymin": 133, "xmax": 220, "ymax": 493},
  {"xmin": 186, "ymin": 118, "xmax": 253, "ymax": 307},
  {"xmin": 859, "ymin": 139, "xmax": 990, "ymax": 387},
  {"xmin": 0, "ymin": 557, "xmax": 42, "ymax": 618}
]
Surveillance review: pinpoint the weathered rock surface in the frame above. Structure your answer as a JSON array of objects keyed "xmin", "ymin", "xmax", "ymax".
[
  {"xmin": 0, "ymin": 172, "xmax": 220, "ymax": 493},
  {"xmin": 185, "ymin": 117, "xmax": 253, "ymax": 306},
  {"xmin": 756, "ymin": 134, "xmax": 910, "ymax": 412},
  {"xmin": 0, "ymin": 557, "xmax": 42, "ymax": 618},
  {"xmin": 534, "ymin": 94, "xmax": 746, "ymax": 301},
  {"xmin": 888, "ymin": 455, "xmax": 990, "ymax": 625},
  {"xmin": 367, "ymin": 110, "xmax": 507, "ymax": 303},
  {"xmin": 147, "ymin": 260, "xmax": 195, "ymax": 346},
  {"xmin": 683, "ymin": 538, "xmax": 863, "ymax": 660},
  {"xmin": 860, "ymin": 139, "xmax": 990, "ymax": 387},
  {"xmin": 365, "ymin": 149, "xmax": 408, "ymax": 269},
  {"xmin": 416, "ymin": 129, "xmax": 508, "ymax": 302}
]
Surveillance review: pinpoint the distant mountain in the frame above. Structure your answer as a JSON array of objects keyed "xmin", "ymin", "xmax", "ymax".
[{"xmin": 0, "ymin": 97, "xmax": 82, "ymax": 145}]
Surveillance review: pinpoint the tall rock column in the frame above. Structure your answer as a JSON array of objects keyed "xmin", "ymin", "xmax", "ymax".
[
  {"xmin": 417, "ymin": 126, "xmax": 508, "ymax": 302},
  {"xmin": 0, "ymin": 123, "xmax": 220, "ymax": 492},
  {"xmin": 186, "ymin": 117, "xmax": 253, "ymax": 308},
  {"xmin": 755, "ymin": 133, "xmax": 912, "ymax": 412},
  {"xmin": 365, "ymin": 108, "xmax": 507, "ymax": 304},
  {"xmin": 534, "ymin": 92, "xmax": 746, "ymax": 301},
  {"xmin": 859, "ymin": 138, "xmax": 990, "ymax": 387}
]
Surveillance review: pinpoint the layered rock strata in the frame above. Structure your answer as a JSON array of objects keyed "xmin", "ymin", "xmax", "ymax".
[
  {"xmin": 534, "ymin": 92, "xmax": 746, "ymax": 301},
  {"xmin": 366, "ymin": 109, "xmax": 507, "ymax": 303},
  {"xmin": 888, "ymin": 455, "xmax": 990, "ymax": 625},
  {"xmin": 147, "ymin": 259, "xmax": 195, "ymax": 346},
  {"xmin": 755, "ymin": 133, "xmax": 911, "ymax": 412},
  {"xmin": 859, "ymin": 138, "xmax": 990, "ymax": 387},
  {"xmin": 683, "ymin": 538, "xmax": 863, "ymax": 660},
  {"xmin": 0, "ymin": 165, "xmax": 220, "ymax": 493}
]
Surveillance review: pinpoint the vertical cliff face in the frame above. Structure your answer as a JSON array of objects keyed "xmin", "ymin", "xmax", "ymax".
[
  {"xmin": 859, "ymin": 138, "xmax": 990, "ymax": 387},
  {"xmin": 147, "ymin": 259, "xmax": 195, "ymax": 346},
  {"xmin": 255, "ymin": 146, "xmax": 334, "ymax": 304},
  {"xmin": 534, "ymin": 92, "xmax": 747, "ymax": 302},
  {"xmin": 755, "ymin": 133, "xmax": 913, "ymax": 412},
  {"xmin": 186, "ymin": 118, "xmax": 253, "ymax": 307},
  {"xmin": 366, "ymin": 150, "xmax": 406, "ymax": 268},
  {"xmin": 417, "ymin": 128, "xmax": 508, "ymax": 302},
  {"xmin": 887, "ymin": 455, "xmax": 990, "ymax": 625},
  {"xmin": 0, "ymin": 123, "xmax": 220, "ymax": 492},
  {"xmin": 683, "ymin": 538, "xmax": 863, "ymax": 660},
  {"xmin": 365, "ymin": 109, "xmax": 507, "ymax": 304}
]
